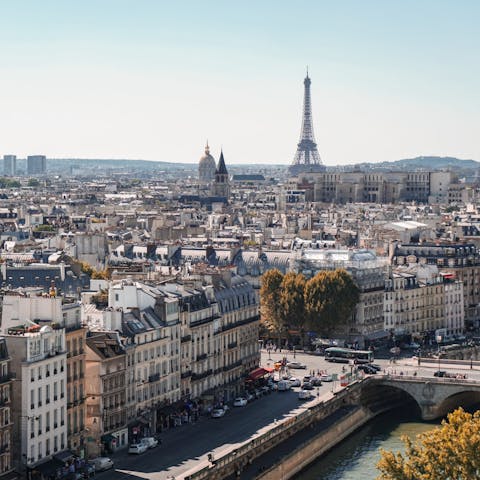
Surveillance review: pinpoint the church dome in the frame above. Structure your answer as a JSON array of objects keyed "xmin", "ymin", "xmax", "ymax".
[{"xmin": 199, "ymin": 142, "xmax": 216, "ymax": 183}]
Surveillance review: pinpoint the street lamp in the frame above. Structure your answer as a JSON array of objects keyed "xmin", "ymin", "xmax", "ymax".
[{"xmin": 436, "ymin": 335, "xmax": 442, "ymax": 372}]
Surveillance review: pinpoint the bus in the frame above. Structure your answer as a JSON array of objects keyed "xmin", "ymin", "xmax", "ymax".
[{"xmin": 324, "ymin": 347, "xmax": 374, "ymax": 364}]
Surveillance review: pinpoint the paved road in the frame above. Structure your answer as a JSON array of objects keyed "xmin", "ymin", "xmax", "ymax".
[
  {"xmin": 101, "ymin": 386, "xmax": 304, "ymax": 479},
  {"xmin": 96, "ymin": 350, "xmax": 480, "ymax": 479}
]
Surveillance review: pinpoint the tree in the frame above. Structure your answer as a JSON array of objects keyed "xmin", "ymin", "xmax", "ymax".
[
  {"xmin": 377, "ymin": 407, "xmax": 480, "ymax": 480},
  {"xmin": 27, "ymin": 178, "xmax": 40, "ymax": 187},
  {"xmin": 260, "ymin": 269, "xmax": 284, "ymax": 338},
  {"xmin": 279, "ymin": 272, "xmax": 306, "ymax": 345},
  {"xmin": 304, "ymin": 269, "xmax": 359, "ymax": 337}
]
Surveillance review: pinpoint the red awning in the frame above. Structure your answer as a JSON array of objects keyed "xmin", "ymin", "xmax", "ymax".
[{"xmin": 248, "ymin": 367, "xmax": 269, "ymax": 380}]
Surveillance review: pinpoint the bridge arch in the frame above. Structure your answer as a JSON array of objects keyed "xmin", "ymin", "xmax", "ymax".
[
  {"xmin": 360, "ymin": 376, "xmax": 480, "ymax": 420},
  {"xmin": 358, "ymin": 382, "xmax": 422, "ymax": 418}
]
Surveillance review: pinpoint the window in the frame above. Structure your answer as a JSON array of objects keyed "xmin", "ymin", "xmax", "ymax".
[{"xmin": 38, "ymin": 387, "xmax": 42, "ymax": 407}]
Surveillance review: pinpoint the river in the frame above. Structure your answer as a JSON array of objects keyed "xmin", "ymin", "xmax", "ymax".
[{"xmin": 295, "ymin": 410, "xmax": 438, "ymax": 480}]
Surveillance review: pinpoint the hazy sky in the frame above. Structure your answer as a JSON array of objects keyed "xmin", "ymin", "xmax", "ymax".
[{"xmin": 0, "ymin": 1, "xmax": 479, "ymax": 166}]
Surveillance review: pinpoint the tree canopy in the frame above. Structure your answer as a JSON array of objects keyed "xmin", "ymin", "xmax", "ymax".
[
  {"xmin": 279, "ymin": 272, "xmax": 306, "ymax": 335},
  {"xmin": 260, "ymin": 268, "xmax": 359, "ymax": 339},
  {"xmin": 260, "ymin": 269, "xmax": 284, "ymax": 336},
  {"xmin": 377, "ymin": 407, "xmax": 480, "ymax": 480},
  {"xmin": 304, "ymin": 269, "xmax": 359, "ymax": 336}
]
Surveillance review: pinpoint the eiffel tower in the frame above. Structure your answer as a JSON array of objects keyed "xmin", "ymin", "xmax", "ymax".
[{"xmin": 289, "ymin": 71, "xmax": 326, "ymax": 176}]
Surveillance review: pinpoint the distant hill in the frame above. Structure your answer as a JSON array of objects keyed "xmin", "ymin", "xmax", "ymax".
[{"xmin": 343, "ymin": 156, "xmax": 480, "ymax": 172}]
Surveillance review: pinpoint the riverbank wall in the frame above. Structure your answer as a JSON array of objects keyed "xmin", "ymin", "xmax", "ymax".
[
  {"xmin": 257, "ymin": 405, "xmax": 373, "ymax": 480},
  {"xmin": 183, "ymin": 383, "xmax": 370, "ymax": 480}
]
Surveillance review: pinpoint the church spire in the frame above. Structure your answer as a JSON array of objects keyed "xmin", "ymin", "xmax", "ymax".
[{"xmin": 216, "ymin": 149, "xmax": 228, "ymax": 175}]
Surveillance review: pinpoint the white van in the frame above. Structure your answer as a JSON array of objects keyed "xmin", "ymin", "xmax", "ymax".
[
  {"xmin": 140, "ymin": 437, "xmax": 159, "ymax": 449},
  {"xmin": 89, "ymin": 457, "xmax": 114, "ymax": 471},
  {"xmin": 277, "ymin": 380, "xmax": 291, "ymax": 391}
]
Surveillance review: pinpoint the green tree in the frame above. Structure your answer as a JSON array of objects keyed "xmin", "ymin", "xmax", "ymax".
[
  {"xmin": 260, "ymin": 269, "xmax": 284, "ymax": 338},
  {"xmin": 377, "ymin": 407, "xmax": 480, "ymax": 480},
  {"xmin": 279, "ymin": 272, "xmax": 306, "ymax": 345},
  {"xmin": 0, "ymin": 177, "xmax": 20, "ymax": 188},
  {"xmin": 27, "ymin": 178, "xmax": 40, "ymax": 187},
  {"xmin": 304, "ymin": 269, "xmax": 359, "ymax": 337}
]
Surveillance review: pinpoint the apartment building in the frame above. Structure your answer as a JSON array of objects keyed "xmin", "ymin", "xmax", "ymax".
[
  {"xmin": 385, "ymin": 264, "xmax": 464, "ymax": 341},
  {"xmin": 1, "ymin": 290, "xmax": 86, "ymax": 459},
  {"xmin": 106, "ymin": 280, "xmax": 181, "ymax": 437},
  {"xmin": 64, "ymin": 302, "xmax": 86, "ymax": 458},
  {"xmin": 85, "ymin": 332, "xmax": 127, "ymax": 457},
  {"xmin": 6, "ymin": 322, "xmax": 67, "ymax": 476},
  {"xmin": 392, "ymin": 243, "xmax": 479, "ymax": 330},
  {"xmin": 0, "ymin": 339, "xmax": 13, "ymax": 478}
]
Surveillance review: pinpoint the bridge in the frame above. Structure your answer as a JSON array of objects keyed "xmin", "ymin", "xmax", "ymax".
[{"xmin": 359, "ymin": 374, "xmax": 480, "ymax": 420}]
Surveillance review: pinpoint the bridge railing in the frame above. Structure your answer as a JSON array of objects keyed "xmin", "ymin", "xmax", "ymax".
[{"xmin": 375, "ymin": 374, "xmax": 480, "ymax": 385}]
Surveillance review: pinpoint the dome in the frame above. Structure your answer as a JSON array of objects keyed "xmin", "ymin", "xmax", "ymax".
[{"xmin": 199, "ymin": 142, "xmax": 216, "ymax": 183}]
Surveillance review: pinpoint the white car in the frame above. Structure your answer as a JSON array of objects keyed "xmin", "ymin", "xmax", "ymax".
[
  {"xmin": 288, "ymin": 377, "xmax": 301, "ymax": 387},
  {"xmin": 211, "ymin": 408, "xmax": 226, "ymax": 418},
  {"xmin": 88, "ymin": 457, "xmax": 113, "ymax": 472},
  {"xmin": 287, "ymin": 361, "xmax": 307, "ymax": 369},
  {"xmin": 233, "ymin": 397, "xmax": 248, "ymax": 407},
  {"xmin": 140, "ymin": 437, "xmax": 158, "ymax": 449},
  {"xmin": 298, "ymin": 390, "xmax": 313, "ymax": 400},
  {"xmin": 320, "ymin": 374, "xmax": 333, "ymax": 382},
  {"xmin": 128, "ymin": 443, "xmax": 148, "ymax": 454}
]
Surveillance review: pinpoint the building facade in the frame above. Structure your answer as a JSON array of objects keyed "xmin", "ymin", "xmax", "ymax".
[
  {"xmin": 0, "ymin": 339, "xmax": 13, "ymax": 477},
  {"xmin": 26, "ymin": 156, "xmax": 46, "ymax": 175}
]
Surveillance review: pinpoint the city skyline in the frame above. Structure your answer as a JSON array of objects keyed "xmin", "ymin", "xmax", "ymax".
[{"xmin": 0, "ymin": 1, "xmax": 479, "ymax": 166}]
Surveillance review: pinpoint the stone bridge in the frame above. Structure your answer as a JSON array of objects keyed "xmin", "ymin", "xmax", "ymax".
[{"xmin": 358, "ymin": 375, "xmax": 480, "ymax": 420}]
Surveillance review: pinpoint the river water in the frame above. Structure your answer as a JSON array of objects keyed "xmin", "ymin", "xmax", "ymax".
[{"xmin": 295, "ymin": 410, "xmax": 438, "ymax": 480}]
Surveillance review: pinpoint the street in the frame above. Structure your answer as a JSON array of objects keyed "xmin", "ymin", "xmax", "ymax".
[{"xmin": 98, "ymin": 350, "xmax": 480, "ymax": 480}]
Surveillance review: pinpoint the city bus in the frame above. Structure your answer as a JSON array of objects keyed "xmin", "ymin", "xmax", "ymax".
[{"xmin": 324, "ymin": 347, "xmax": 374, "ymax": 364}]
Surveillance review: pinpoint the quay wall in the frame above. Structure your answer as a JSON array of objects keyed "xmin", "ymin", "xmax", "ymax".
[
  {"xmin": 258, "ymin": 406, "xmax": 373, "ymax": 480},
  {"xmin": 184, "ymin": 383, "xmax": 368, "ymax": 480}
]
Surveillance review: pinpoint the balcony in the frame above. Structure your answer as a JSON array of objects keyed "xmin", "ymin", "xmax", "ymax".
[
  {"xmin": 191, "ymin": 369, "xmax": 212, "ymax": 381},
  {"xmin": 0, "ymin": 398, "xmax": 9, "ymax": 407},
  {"xmin": 181, "ymin": 334, "xmax": 192, "ymax": 343},
  {"xmin": 181, "ymin": 370, "xmax": 192, "ymax": 379},
  {"xmin": 0, "ymin": 373, "xmax": 14, "ymax": 383},
  {"xmin": 223, "ymin": 360, "xmax": 242, "ymax": 372},
  {"xmin": 190, "ymin": 314, "xmax": 220, "ymax": 328},
  {"xmin": 196, "ymin": 353, "xmax": 207, "ymax": 362},
  {"xmin": 148, "ymin": 373, "xmax": 160, "ymax": 383},
  {"xmin": 227, "ymin": 341, "xmax": 238, "ymax": 349}
]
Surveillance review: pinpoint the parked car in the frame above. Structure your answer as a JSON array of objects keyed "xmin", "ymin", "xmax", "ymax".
[
  {"xmin": 310, "ymin": 377, "xmax": 322, "ymax": 386},
  {"xmin": 302, "ymin": 375, "xmax": 311, "ymax": 383},
  {"xmin": 233, "ymin": 397, "xmax": 248, "ymax": 407},
  {"xmin": 245, "ymin": 391, "xmax": 255, "ymax": 402},
  {"xmin": 277, "ymin": 380, "xmax": 291, "ymax": 391},
  {"xmin": 287, "ymin": 361, "xmax": 307, "ymax": 369},
  {"xmin": 260, "ymin": 385, "xmax": 270, "ymax": 395},
  {"xmin": 79, "ymin": 464, "xmax": 96, "ymax": 478},
  {"xmin": 320, "ymin": 374, "xmax": 333, "ymax": 382},
  {"xmin": 288, "ymin": 377, "xmax": 301, "ymax": 387},
  {"xmin": 128, "ymin": 443, "xmax": 148, "ymax": 454},
  {"xmin": 434, "ymin": 370, "xmax": 447, "ymax": 377},
  {"xmin": 211, "ymin": 408, "xmax": 226, "ymax": 418},
  {"xmin": 369, "ymin": 364, "xmax": 382, "ymax": 372},
  {"xmin": 298, "ymin": 390, "xmax": 313, "ymax": 400},
  {"xmin": 358, "ymin": 365, "xmax": 377, "ymax": 374},
  {"xmin": 88, "ymin": 457, "xmax": 114, "ymax": 472},
  {"xmin": 301, "ymin": 382, "xmax": 314, "ymax": 390},
  {"xmin": 140, "ymin": 437, "xmax": 158, "ymax": 449}
]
